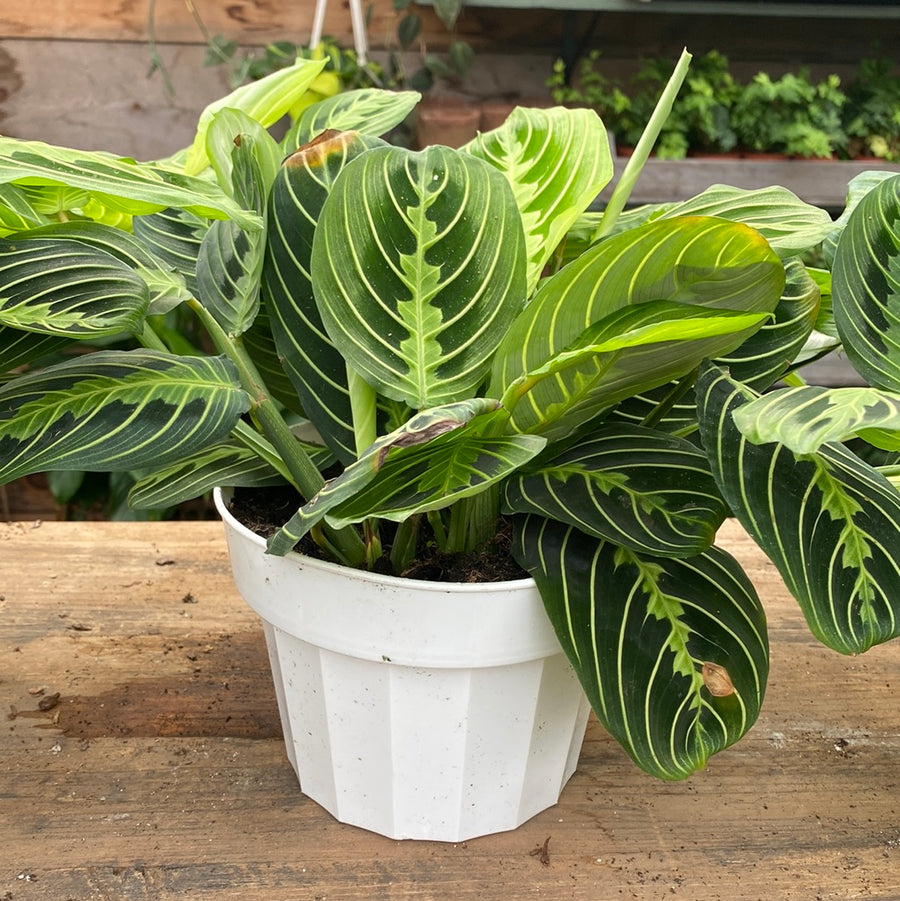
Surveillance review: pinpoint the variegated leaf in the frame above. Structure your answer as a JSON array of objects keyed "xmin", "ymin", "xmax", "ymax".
[
  {"xmin": 513, "ymin": 515, "xmax": 769, "ymax": 780},
  {"xmin": 312, "ymin": 143, "xmax": 527, "ymax": 410},
  {"xmin": 464, "ymin": 106, "xmax": 614, "ymax": 295},
  {"xmin": 267, "ymin": 400, "xmax": 543, "ymax": 554},
  {"xmin": 608, "ymin": 259, "xmax": 821, "ymax": 433},
  {"xmin": 129, "ymin": 443, "xmax": 286, "ymax": 509},
  {"xmin": 9, "ymin": 221, "xmax": 190, "ymax": 315},
  {"xmin": 263, "ymin": 130, "xmax": 387, "ymax": 462},
  {"xmin": 0, "ymin": 136, "xmax": 259, "ymax": 229},
  {"xmin": 697, "ymin": 362, "xmax": 900, "ymax": 654},
  {"xmin": 823, "ymin": 170, "xmax": 899, "ymax": 267},
  {"xmin": 286, "ymin": 89, "xmax": 421, "ymax": 150},
  {"xmin": 0, "ymin": 325, "xmax": 70, "ymax": 378},
  {"xmin": 499, "ymin": 300, "xmax": 767, "ymax": 439},
  {"xmin": 0, "ymin": 350, "xmax": 249, "ymax": 483},
  {"xmin": 503, "ymin": 424, "xmax": 727, "ymax": 557},
  {"xmin": 659, "ymin": 185, "xmax": 833, "ymax": 258},
  {"xmin": 716, "ymin": 257, "xmax": 820, "ymax": 390},
  {"xmin": 832, "ymin": 174, "xmax": 900, "ymax": 391},
  {"xmin": 132, "ymin": 207, "xmax": 208, "ymax": 298},
  {"xmin": 0, "ymin": 236, "xmax": 149, "ymax": 337},
  {"xmin": 490, "ymin": 216, "xmax": 784, "ymax": 439},
  {"xmin": 733, "ymin": 384, "xmax": 900, "ymax": 454}
]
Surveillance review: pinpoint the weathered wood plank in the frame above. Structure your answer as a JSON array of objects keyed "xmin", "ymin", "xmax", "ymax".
[{"xmin": 2, "ymin": 519, "xmax": 899, "ymax": 899}]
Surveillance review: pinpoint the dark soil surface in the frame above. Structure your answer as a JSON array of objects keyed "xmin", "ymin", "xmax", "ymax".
[{"xmin": 228, "ymin": 485, "xmax": 529, "ymax": 583}]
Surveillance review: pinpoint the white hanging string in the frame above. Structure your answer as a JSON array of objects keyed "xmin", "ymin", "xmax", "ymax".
[{"xmin": 309, "ymin": 0, "xmax": 369, "ymax": 65}]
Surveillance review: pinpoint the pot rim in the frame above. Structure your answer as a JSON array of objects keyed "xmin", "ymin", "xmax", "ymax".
[{"xmin": 214, "ymin": 486, "xmax": 536, "ymax": 594}]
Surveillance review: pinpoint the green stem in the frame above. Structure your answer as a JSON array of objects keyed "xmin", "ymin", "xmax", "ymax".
[
  {"xmin": 446, "ymin": 484, "xmax": 501, "ymax": 554},
  {"xmin": 640, "ymin": 367, "xmax": 699, "ymax": 430},
  {"xmin": 139, "ymin": 322, "xmax": 170, "ymax": 353},
  {"xmin": 186, "ymin": 298, "xmax": 366, "ymax": 566},
  {"xmin": 594, "ymin": 48, "xmax": 693, "ymax": 241}
]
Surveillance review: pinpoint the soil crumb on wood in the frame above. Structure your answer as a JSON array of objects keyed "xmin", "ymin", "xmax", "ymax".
[{"xmin": 228, "ymin": 486, "xmax": 528, "ymax": 583}]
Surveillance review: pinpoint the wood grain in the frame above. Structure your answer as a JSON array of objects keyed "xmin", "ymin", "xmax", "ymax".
[{"xmin": 2, "ymin": 519, "xmax": 899, "ymax": 899}]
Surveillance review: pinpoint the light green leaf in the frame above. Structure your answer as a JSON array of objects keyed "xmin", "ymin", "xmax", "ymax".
[
  {"xmin": 514, "ymin": 515, "xmax": 769, "ymax": 780},
  {"xmin": 491, "ymin": 216, "xmax": 785, "ymax": 439},
  {"xmin": 697, "ymin": 362, "xmax": 900, "ymax": 654},
  {"xmin": 832, "ymin": 174, "xmax": 900, "ymax": 391},
  {"xmin": 183, "ymin": 56, "xmax": 328, "ymax": 175},
  {"xmin": 312, "ymin": 144, "xmax": 527, "ymax": 410},
  {"xmin": 733, "ymin": 384, "xmax": 900, "ymax": 454},
  {"xmin": 0, "ymin": 136, "xmax": 260, "ymax": 229},
  {"xmin": 0, "ymin": 350, "xmax": 250, "ymax": 483},
  {"xmin": 0, "ymin": 236, "xmax": 149, "ymax": 338},
  {"xmin": 659, "ymin": 184, "xmax": 833, "ymax": 258},
  {"xmin": 503, "ymin": 424, "xmax": 727, "ymax": 557},
  {"xmin": 465, "ymin": 106, "xmax": 614, "ymax": 295},
  {"xmin": 266, "ymin": 399, "xmax": 539, "ymax": 554},
  {"xmin": 286, "ymin": 89, "xmax": 421, "ymax": 150}
]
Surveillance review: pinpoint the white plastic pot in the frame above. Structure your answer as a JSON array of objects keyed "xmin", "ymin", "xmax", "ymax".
[{"xmin": 215, "ymin": 488, "xmax": 590, "ymax": 842}]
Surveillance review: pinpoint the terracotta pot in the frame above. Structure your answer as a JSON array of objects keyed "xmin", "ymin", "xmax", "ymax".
[{"xmin": 415, "ymin": 100, "xmax": 481, "ymax": 149}]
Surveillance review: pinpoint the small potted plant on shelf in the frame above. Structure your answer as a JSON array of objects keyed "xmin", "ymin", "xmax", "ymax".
[{"xmin": 1, "ymin": 51, "xmax": 899, "ymax": 841}]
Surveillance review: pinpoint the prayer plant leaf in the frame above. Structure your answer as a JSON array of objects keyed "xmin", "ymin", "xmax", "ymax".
[
  {"xmin": 715, "ymin": 256, "xmax": 820, "ymax": 391},
  {"xmin": 697, "ymin": 362, "xmax": 900, "ymax": 655},
  {"xmin": 132, "ymin": 207, "xmax": 209, "ymax": 298},
  {"xmin": 0, "ymin": 350, "xmax": 250, "ymax": 483},
  {"xmin": 0, "ymin": 136, "xmax": 259, "ymax": 229},
  {"xmin": 513, "ymin": 515, "xmax": 769, "ymax": 781},
  {"xmin": 832, "ymin": 174, "xmax": 900, "ymax": 392},
  {"xmin": 0, "ymin": 236, "xmax": 150, "ymax": 338},
  {"xmin": 490, "ymin": 216, "xmax": 784, "ymax": 440},
  {"xmin": 659, "ymin": 184, "xmax": 834, "ymax": 258},
  {"xmin": 263, "ymin": 130, "xmax": 388, "ymax": 463},
  {"xmin": 464, "ymin": 106, "xmax": 614, "ymax": 295},
  {"xmin": 0, "ymin": 326, "xmax": 70, "ymax": 378},
  {"xmin": 129, "ymin": 443, "xmax": 286, "ymax": 509},
  {"xmin": 286, "ymin": 89, "xmax": 421, "ymax": 150},
  {"xmin": 183, "ymin": 56, "xmax": 328, "ymax": 176},
  {"xmin": 312, "ymin": 143, "xmax": 527, "ymax": 411},
  {"xmin": 196, "ymin": 112, "xmax": 279, "ymax": 338},
  {"xmin": 732, "ymin": 385, "xmax": 900, "ymax": 454},
  {"xmin": 502, "ymin": 424, "xmax": 728, "ymax": 557},
  {"xmin": 8, "ymin": 221, "xmax": 190, "ymax": 315},
  {"xmin": 267, "ymin": 400, "xmax": 544, "ymax": 554}
]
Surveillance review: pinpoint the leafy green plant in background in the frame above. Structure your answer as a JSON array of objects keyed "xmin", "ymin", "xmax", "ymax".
[
  {"xmin": 1, "ymin": 51, "xmax": 898, "ymax": 782},
  {"xmin": 551, "ymin": 52, "xmax": 898, "ymax": 160},
  {"xmin": 844, "ymin": 58, "xmax": 900, "ymax": 162},
  {"xmin": 732, "ymin": 69, "xmax": 848, "ymax": 158}
]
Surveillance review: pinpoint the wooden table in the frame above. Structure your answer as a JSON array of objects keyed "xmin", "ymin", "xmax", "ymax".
[{"xmin": 2, "ymin": 519, "xmax": 899, "ymax": 900}]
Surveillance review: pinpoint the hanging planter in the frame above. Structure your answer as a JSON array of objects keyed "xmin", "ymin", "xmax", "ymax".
[{"xmin": 215, "ymin": 489, "xmax": 591, "ymax": 842}]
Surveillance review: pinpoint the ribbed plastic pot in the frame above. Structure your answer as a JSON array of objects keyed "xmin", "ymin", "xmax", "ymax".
[{"xmin": 215, "ymin": 488, "xmax": 591, "ymax": 842}]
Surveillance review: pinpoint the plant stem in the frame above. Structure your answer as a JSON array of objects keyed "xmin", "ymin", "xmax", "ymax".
[
  {"xmin": 446, "ymin": 484, "xmax": 500, "ymax": 554},
  {"xmin": 594, "ymin": 48, "xmax": 693, "ymax": 241},
  {"xmin": 640, "ymin": 367, "xmax": 699, "ymax": 430},
  {"xmin": 186, "ymin": 298, "xmax": 366, "ymax": 566}
]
